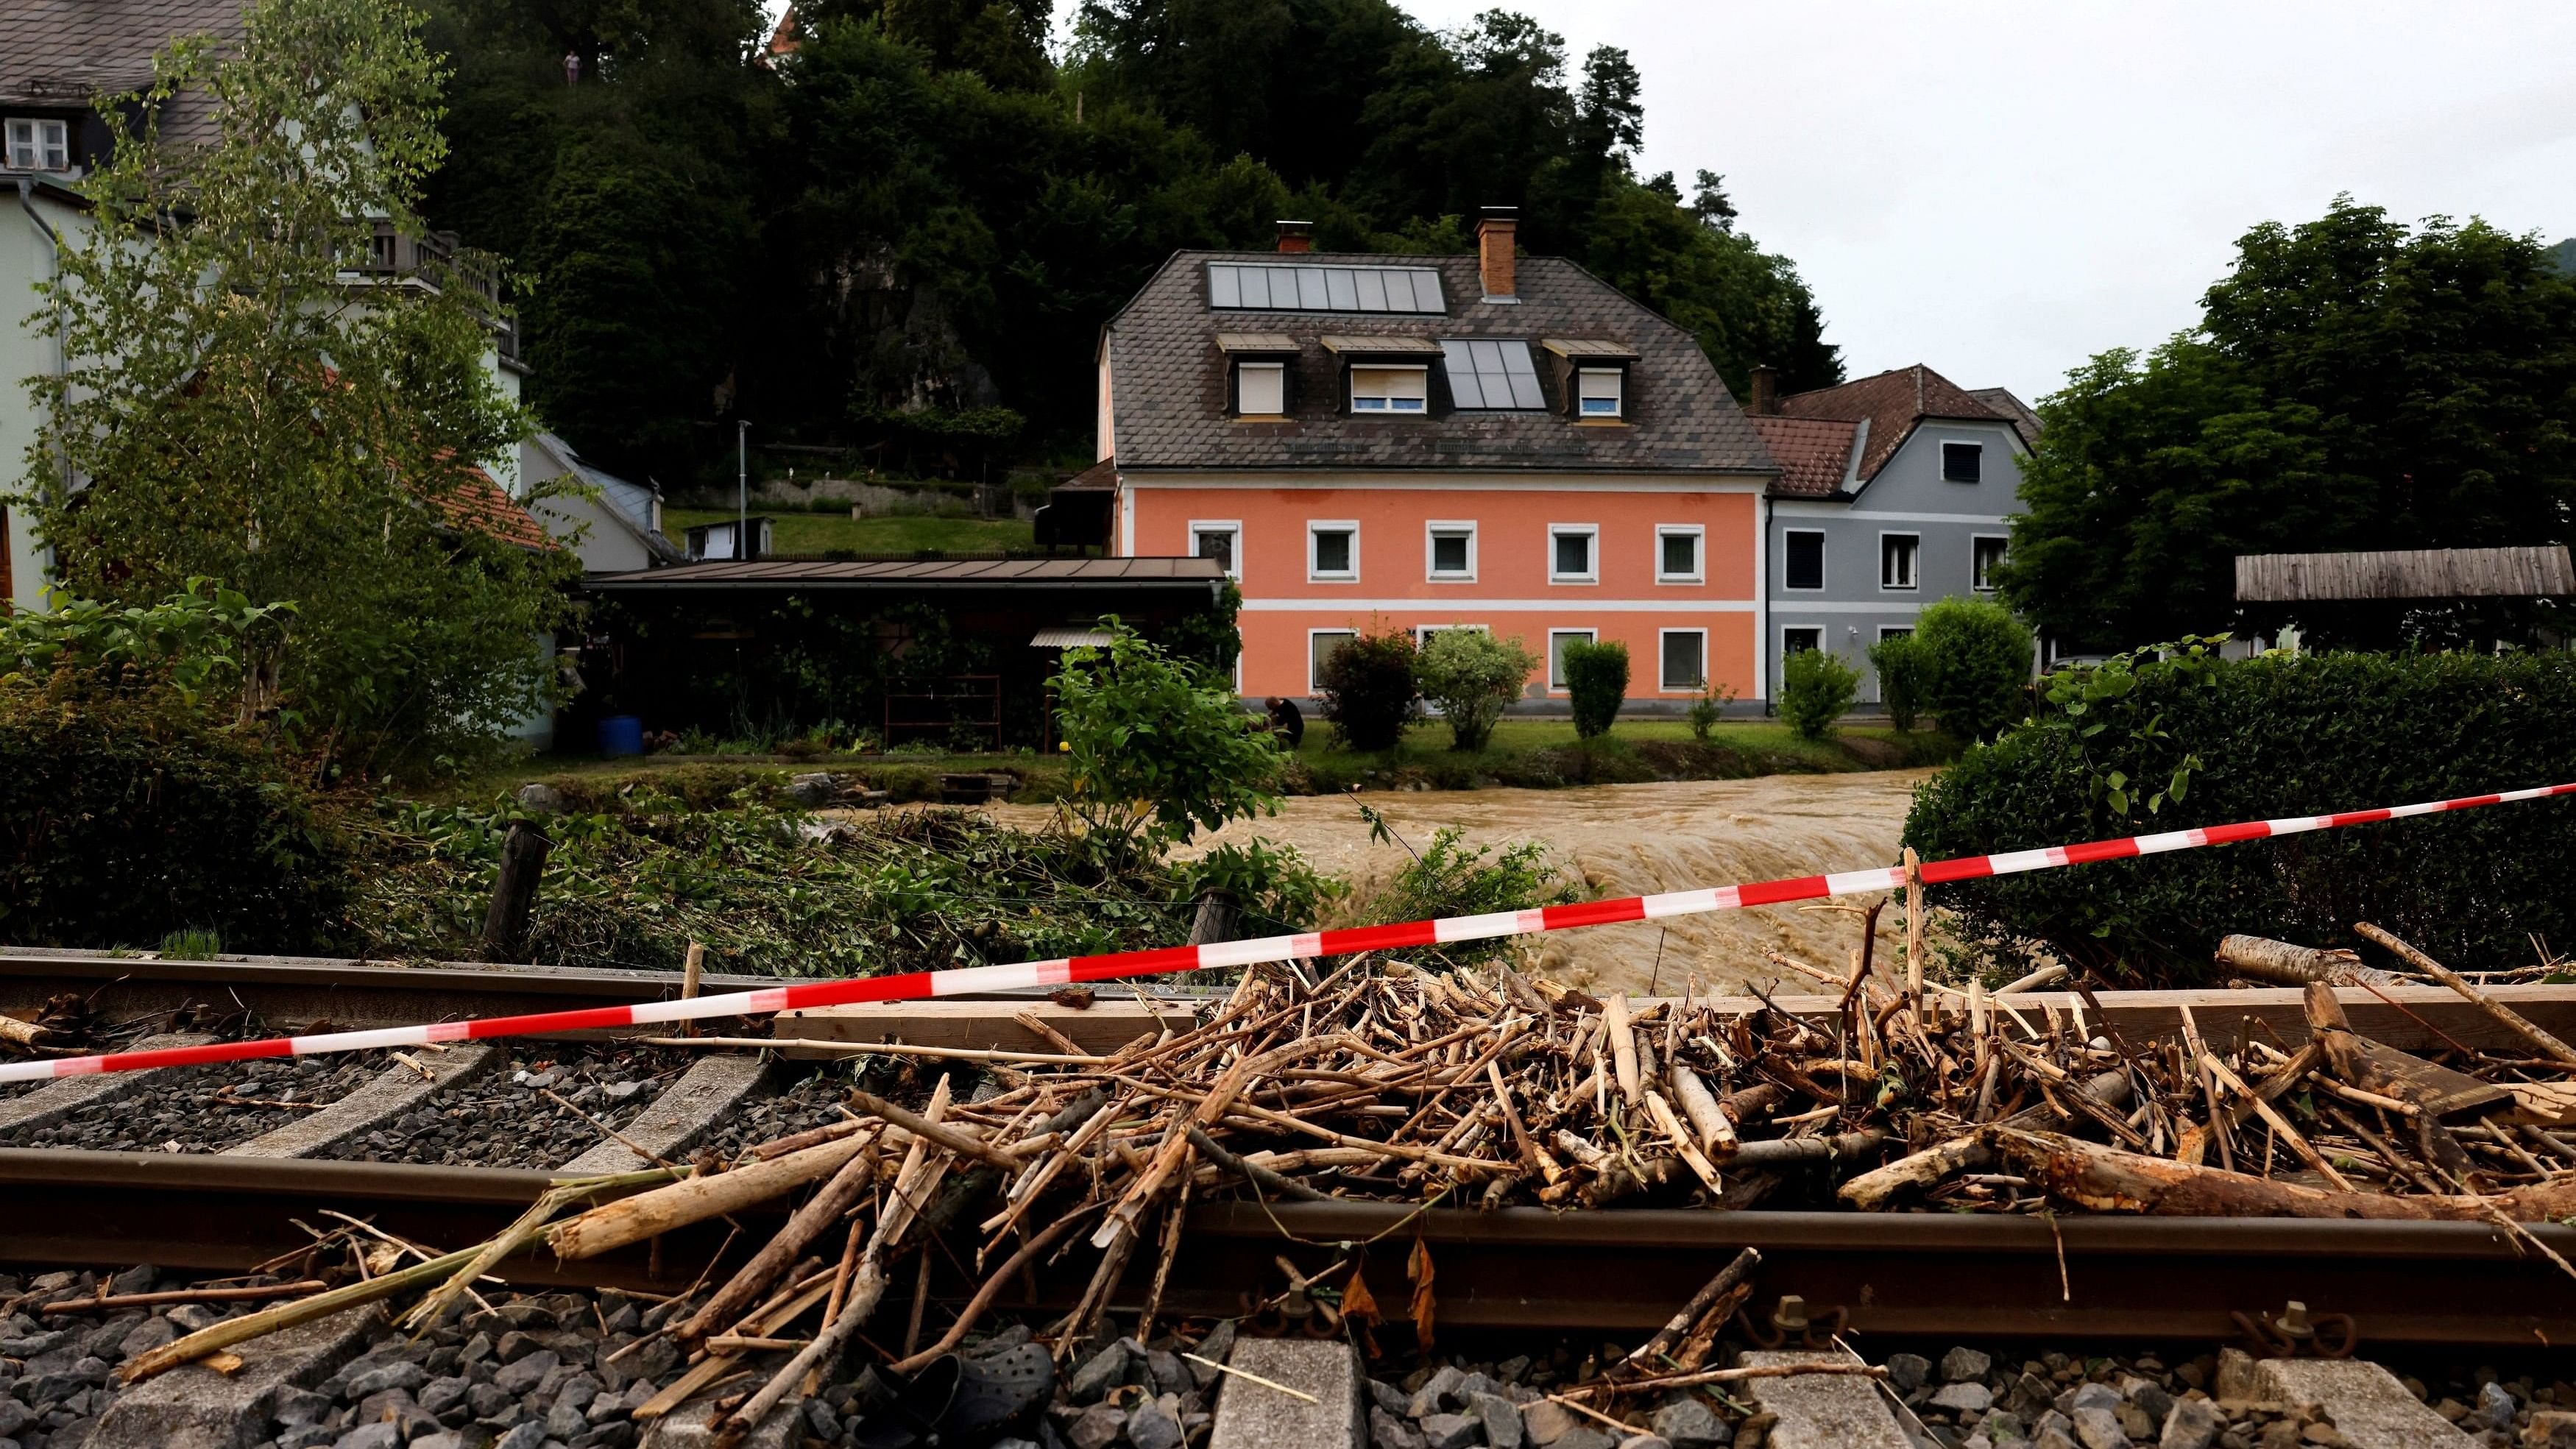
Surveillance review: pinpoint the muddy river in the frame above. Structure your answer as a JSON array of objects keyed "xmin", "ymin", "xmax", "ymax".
[{"xmin": 969, "ymin": 770, "xmax": 1934, "ymax": 996}]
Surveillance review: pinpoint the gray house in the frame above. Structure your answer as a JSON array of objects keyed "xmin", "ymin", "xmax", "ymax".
[{"xmin": 1746, "ymin": 365, "xmax": 2037, "ymax": 704}]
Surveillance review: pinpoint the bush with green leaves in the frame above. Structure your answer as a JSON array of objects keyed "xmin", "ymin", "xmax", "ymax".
[
  {"xmin": 1413, "ymin": 630, "xmax": 1538, "ymax": 750},
  {"xmin": 1778, "ymin": 646, "xmax": 1859, "ymax": 740},
  {"xmin": 1349, "ymin": 825, "xmax": 1579, "ymax": 971},
  {"xmin": 1903, "ymin": 648, "xmax": 2576, "ymax": 981},
  {"xmin": 1867, "ymin": 631, "xmax": 1931, "ymax": 732},
  {"xmin": 1914, "ymin": 598, "xmax": 2034, "ymax": 743},
  {"xmin": 1561, "ymin": 639, "xmax": 1629, "ymax": 739},
  {"xmin": 0, "ymin": 682, "xmax": 353, "ymax": 952},
  {"xmin": 1050, "ymin": 622, "xmax": 1283, "ymax": 854},
  {"xmin": 1685, "ymin": 680, "xmax": 1735, "ymax": 742},
  {"xmin": 1, "ymin": 581, "xmax": 296, "ymax": 711},
  {"xmin": 1316, "ymin": 628, "xmax": 1420, "ymax": 751}
]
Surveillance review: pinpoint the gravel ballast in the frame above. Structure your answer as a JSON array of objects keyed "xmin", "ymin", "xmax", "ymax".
[
  {"xmin": 0, "ymin": 1056, "xmax": 387, "ymax": 1154},
  {"xmin": 688, "ymin": 1063, "xmax": 863, "ymax": 1163},
  {"xmin": 314, "ymin": 1044, "xmax": 693, "ymax": 1168}
]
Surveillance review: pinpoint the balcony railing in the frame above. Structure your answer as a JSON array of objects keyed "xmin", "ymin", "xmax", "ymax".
[{"xmin": 348, "ymin": 221, "xmax": 518, "ymax": 362}]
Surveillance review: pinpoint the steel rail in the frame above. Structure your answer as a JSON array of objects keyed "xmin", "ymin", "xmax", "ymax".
[{"xmin": 0, "ymin": 1149, "xmax": 2564, "ymax": 1346}]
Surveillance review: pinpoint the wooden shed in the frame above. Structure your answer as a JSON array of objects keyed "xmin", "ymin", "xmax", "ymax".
[{"xmin": 2235, "ymin": 547, "xmax": 2576, "ymax": 603}]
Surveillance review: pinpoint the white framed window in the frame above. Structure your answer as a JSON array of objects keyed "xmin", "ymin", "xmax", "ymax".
[
  {"xmin": 1425, "ymin": 521, "xmax": 1477, "ymax": 582},
  {"xmin": 1941, "ymin": 441, "xmax": 1984, "ymax": 483},
  {"xmin": 1546, "ymin": 629, "xmax": 1597, "ymax": 692},
  {"xmin": 1349, "ymin": 365, "xmax": 1428, "ymax": 414},
  {"xmin": 1307, "ymin": 630, "xmax": 1357, "ymax": 695},
  {"xmin": 1234, "ymin": 361, "xmax": 1286, "ymax": 416},
  {"xmin": 1548, "ymin": 524, "xmax": 1598, "ymax": 584},
  {"xmin": 1658, "ymin": 629, "xmax": 1707, "ymax": 692},
  {"xmin": 1783, "ymin": 529, "xmax": 1825, "ymax": 591},
  {"xmin": 1189, "ymin": 520, "xmax": 1241, "ymax": 578},
  {"xmin": 1655, "ymin": 525, "xmax": 1703, "ymax": 584},
  {"xmin": 1576, "ymin": 368, "xmax": 1624, "ymax": 418},
  {"xmin": 5, "ymin": 118, "xmax": 70, "ymax": 172},
  {"xmin": 1413, "ymin": 623, "xmax": 1490, "ymax": 645},
  {"xmin": 1308, "ymin": 520, "xmax": 1359, "ymax": 581},
  {"xmin": 1782, "ymin": 626, "xmax": 1823, "ymax": 657},
  {"xmin": 1879, "ymin": 532, "xmax": 1919, "ymax": 591},
  {"xmin": 1972, "ymin": 535, "xmax": 2009, "ymax": 592}
]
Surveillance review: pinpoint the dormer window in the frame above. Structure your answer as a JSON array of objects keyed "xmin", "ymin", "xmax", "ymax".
[
  {"xmin": 1234, "ymin": 362, "xmax": 1286, "ymax": 416},
  {"xmin": 1577, "ymin": 369, "xmax": 1624, "ymax": 418},
  {"xmin": 5, "ymin": 118, "xmax": 70, "ymax": 172},
  {"xmin": 1349, "ymin": 365, "xmax": 1428, "ymax": 414}
]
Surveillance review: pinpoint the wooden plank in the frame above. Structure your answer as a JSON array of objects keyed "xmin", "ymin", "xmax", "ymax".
[
  {"xmin": 774, "ymin": 998, "xmax": 1202, "ymax": 1057},
  {"xmin": 774, "ymin": 987, "xmax": 2576, "ymax": 1060}
]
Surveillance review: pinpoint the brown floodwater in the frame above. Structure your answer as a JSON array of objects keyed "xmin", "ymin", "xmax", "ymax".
[{"xmin": 957, "ymin": 770, "xmax": 1934, "ymax": 996}]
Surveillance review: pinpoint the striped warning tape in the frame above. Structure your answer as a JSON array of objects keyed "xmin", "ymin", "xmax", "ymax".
[{"xmin": 5, "ymin": 780, "xmax": 2571, "ymax": 1085}]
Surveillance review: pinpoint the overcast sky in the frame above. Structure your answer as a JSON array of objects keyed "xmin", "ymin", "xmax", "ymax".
[{"xmin": 1387, "ymin": 0, "xmax": 2576, "ymax": 404}]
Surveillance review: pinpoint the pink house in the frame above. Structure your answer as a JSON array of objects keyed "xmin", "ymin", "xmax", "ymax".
[{"xmin": 1091, "ymin": 212, "xmax": 1778, "ymax": 707}]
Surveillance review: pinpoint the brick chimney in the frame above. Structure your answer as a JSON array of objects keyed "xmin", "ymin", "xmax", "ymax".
[
  {"xmin": 1747, "ymin": 364, "xmax": 1778, "ymax": 415},
  {"xmin": 1476, "ymin": 206, "xmax": 1518, "ymax": 300},
  {"xmin": 1275, "ymin": 220, "xmax": 1314, "ymax": 254}
]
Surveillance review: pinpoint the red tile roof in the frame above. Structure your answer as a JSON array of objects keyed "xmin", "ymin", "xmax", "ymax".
[
  {"xmin": 1747, "ymin": 416, "xmax": 1861, "ymax": 497},
  {"xmin": 1774, "ymin": 364, "xmax": 2008, "ymax": 482},
  {"xmin": 436, "ymin": 468, "xmax": 556, "ymax": 551}
]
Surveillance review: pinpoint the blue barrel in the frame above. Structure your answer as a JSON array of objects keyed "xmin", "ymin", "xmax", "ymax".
[{"xmin": 597, "ymin": 715, "xmax": 645, "ymax": 757}]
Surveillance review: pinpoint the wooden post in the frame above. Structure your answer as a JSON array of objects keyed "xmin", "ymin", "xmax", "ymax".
[
  {"xmin": 681, "ymin": 941, "xmax": 705, "ymax": 1036},
  {"xmin": 1186, "ymin": 889, "xmax": 1241, "ymax": 947},
  {"xmin": 1902, "ymin": 847, "xmax": 1925, "ymax": 1003},
  {"xmin": 480, "ymin": 823, "xmax": 551, "ymax": 963}
]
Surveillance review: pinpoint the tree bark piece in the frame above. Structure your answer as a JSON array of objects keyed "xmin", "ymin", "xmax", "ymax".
[
  {"xmin": 1607, "ymin": 993, "xmax": 1643, "ymax": 1108},
  {"xmin": 548, "ymin": 1133, "xmax": 874, "ymax": 1261},
  {"xmin": 2215, "ymin": 935, "xmax": 2405, "ymax": 988},
  {"xmin": 1669, "ymin": 1061, "xmax": 1737, "ymax": 1156},
  {"xmin": 2357, "ymin": 922, "xmax": 2576, "ymax": 1069},
  {"xmin": 1987, "ymin": 1126, "xmax": 2576, "ymax": 1220}
]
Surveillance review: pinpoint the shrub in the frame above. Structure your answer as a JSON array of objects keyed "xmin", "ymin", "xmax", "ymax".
[
  {"xmin": 1778, "ymin": 647, "xmax": 1859, "ymax": 740},
  {"xmin": 1914, "ymin": 597, "xmax": 2034, "ymax": 743},
  {"xmin": 1868, "ymin": 631, "xmax": 1931, "ymax": 731},
  {"xmin": 1685, "ymin": 680, "xmax": 1735, "ymax": 742},
  {"xmin": 1561, "ymin": 639, "xmax": 1629, "ymax": 739},
  {"xmin": 1413, "ymin": 630, "xmax": 1538, "ymax": 751},
  {"xmin": 1316, "ymin": 628, "xmax": 1420, "ymax": 751},
  {"xmin": 0, "ymin": 684, "xmax": 353, "ymax": 951},
  {"xmin": 1903, "ymin": 648, "xmax": 2576, "ymax": 981},
  {"xmin": 1348, "ymin": 826, "xmax": 1580, "ymax": 971},
  {"xmin": 1051, "ymin": 622, "xmax": 1283, "ymax": 853}
]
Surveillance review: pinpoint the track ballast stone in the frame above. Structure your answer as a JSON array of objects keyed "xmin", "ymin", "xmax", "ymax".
[
  {"xmin": 0, "ymin": 1056, "xmax": 386, "ymax": 1154},
  {"xmin": 685, "ymin": 1063, "xmax": 864, "ymax": 1164},
  {"xmin": 313, "ymin": 1044, "xmax": 693, "ymax": 1168}
]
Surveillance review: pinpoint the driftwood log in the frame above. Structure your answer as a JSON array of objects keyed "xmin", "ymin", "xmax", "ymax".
[{"xmin": 1988, "ymin": 1126, "xmax": 2576, "ymax": 1222}]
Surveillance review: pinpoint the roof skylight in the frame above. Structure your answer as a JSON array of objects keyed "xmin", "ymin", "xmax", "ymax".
[
  {"xmin": 1441, "ymin": 339, "xmax": 1546, "ymax": 409},
  {"xmin": 1209, "ymin": 263, "xmax": 1446, "ymax": 314}
]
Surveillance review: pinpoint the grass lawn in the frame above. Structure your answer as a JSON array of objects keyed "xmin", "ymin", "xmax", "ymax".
[
  {"xmin": 1284, "ymin": 715, "xmax": 1954, "ymax": 791},
  {"xmin": 663, "ymin": 508, "xmax": 1034, "ymax": 556}
]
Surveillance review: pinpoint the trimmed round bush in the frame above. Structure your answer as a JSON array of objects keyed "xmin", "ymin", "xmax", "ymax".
[
  {"xmin": 1779, "ymin": 645, "xmax": 1859, "ymax": 740},
  {"xmin": 1414, "ymin": 630, "xmax": 1538, "ymax": 751},
  {"xmin": 1867, "ymin": 631, "xmax": 1931, "ymax": 732},
  {"xmin": 1316, "ymin": 628, "xmax": 1419, "ymax": 751},
  {"xmin": 1903, "ymin": 649, "xmax": 2576, "ymax": 980},
  {"xmin": 1914, "ymin": 597, "xmax": 2034, "ymax": 743},
  {"xmin": 1562, "ymin": 639, "xmax": 1629, "ymax": 739},
  {"xmin": 0, "ymin": 685, "xmax": 353, "ymax": 951}
]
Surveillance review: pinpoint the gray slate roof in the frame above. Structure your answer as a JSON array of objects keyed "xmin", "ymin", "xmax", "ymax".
[
  {"xmin": 587, "ymin": 557, "xmax": 1227, "ymax": 589},
  {"xmin": 1103, "ymin": 250, "xmax": 1774, "ymax": 475},
  {"xmin": 0, "ymin": 0, "xmax": 241, "ymax": 149}
]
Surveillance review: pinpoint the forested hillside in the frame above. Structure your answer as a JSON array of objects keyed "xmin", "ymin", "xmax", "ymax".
[{"xmin": 420, "ymin": 0, "xmax": 1841, "ymax": 488}]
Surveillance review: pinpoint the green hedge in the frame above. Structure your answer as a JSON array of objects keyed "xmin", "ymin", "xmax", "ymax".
[
  {"xmin": 1903, "ymin": 649, "xmax": 2576, "ymax": 980},
  {"xmin": 0, "ymin": 687, "xmax": 353, "ymax": 951}
]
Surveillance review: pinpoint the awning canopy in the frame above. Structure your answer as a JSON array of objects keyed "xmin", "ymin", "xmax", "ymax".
[{"xmin": 1030, "ymin": 626, "xmax": 1115, "ymax": 648}]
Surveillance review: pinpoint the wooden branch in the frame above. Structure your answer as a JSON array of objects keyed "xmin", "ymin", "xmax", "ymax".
[
  {"xmin": 2357, "ymin": 923, "xmax": 2576, "ymax": 1069},
  {"xmin": 1988, "ymin": 1126, "xmax": 2576, "ymax": 1221},
  {"xmin": 848, "ymin": 1090, "xmax": 1018, "ymax": 1169},
  {"xmin": 2215, "ymin": 935, "xmax": 2401, "ymax": 988},
  {"xmin": 550, "ymin": 1133, "xmax": 871, "ymax": 1261}
]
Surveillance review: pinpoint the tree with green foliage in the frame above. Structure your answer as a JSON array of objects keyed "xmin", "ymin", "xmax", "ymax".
[
  {"xmin": 2003, "ymin": 198, "xmax": 2576, "ymax": 652},
  {"xmin": 19, "ymin": 0, "xmax": 576, "ymax": 775},
  {"xmin": 1560, "ymin": 638, "xmax": 1628, "ymax": 739},
  {"xmin": 1316, "ymin": 628, "xmax": 1420, "ymax": 751},
  {"xmin": 1413, "ymin": 629, "xmax": 1538, "ymax": 751},
  {"xmin": 1914, "ymin": 598, "xmax": 2033, "ymax": 744},
  {"xmin": 1052, "ymin": 622, "xmax": 1284, "ymax": 856},
  {"xmin": 1866, "ymin": 631, "xmax": 1929, "ymax": 732},
  {"xmin": 1777, "ymin": 646, "xmax": 1857, "ymax": 740}
]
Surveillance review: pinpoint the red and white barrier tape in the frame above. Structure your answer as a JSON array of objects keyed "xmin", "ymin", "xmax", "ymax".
[{"xmin": 7, "ymin": 780, "xmax": 2572, "ymax": 1085}]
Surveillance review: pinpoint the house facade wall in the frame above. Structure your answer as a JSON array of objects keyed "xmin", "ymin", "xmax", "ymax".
[
  {"xmin": 1, "ymin": 188, "xmax": 85, "ymax": 612},
  {"xmin": 1767, "ymin": 418, "xmax": 2025, "ymax": 702},
  {"xmin": 1123, "ymin": 474, "xmax": 1761, "ymax": 704}
]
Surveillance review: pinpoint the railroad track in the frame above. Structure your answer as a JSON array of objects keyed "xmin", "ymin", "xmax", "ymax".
[{"xmin": 1, "ymin": 951, "xmax": 2569, "ymax": 1348}]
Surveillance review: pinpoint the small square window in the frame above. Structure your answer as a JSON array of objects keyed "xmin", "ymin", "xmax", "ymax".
[
  {"xmin": 1309, "ymin": 522, "xmax": 1358, "ymax": 581},
  {"xmin": 1880, "ymin": 534, "xmax": 1919, "ymax": 591},
  {"xmin": 1427, "ymin": 523, "xmax": 1476, "ymax": 581},
  {"xmin": 1942, "ymin": 441, "xmax": 1983, "ymax": 483},
  {"xmin": 1783, "ymin": 626, "xmax": 1822, "ymax": 656},
  {"xmin": 1547, "ymin": 629, "xmax": 1596, "ymax": 691},
  {"xmin": 1972, "ymin": 536, "xmax": 2008, "ymax": 592},
  {"xmin": 1576, "ymin": 368, "xmax": 1623, "ymax": 417},
  {"xmin": 1657, "ymin": 526, "xmax": 1702, "ymax": 582},
  {"xmin": 1235, "ymin": 361, "xmax": 1285, "ymax": 415},
  {"xmin": 1783, "ymin": 530, "xmax": 1825, "ymax": 591},
  {"xmin": 1309, "ymin": 631, "xmax": 1356, "ymax": 693},
  {"xmin": 1549, "ymin": 526, "xmax": 1596, "ymax": 583},
  {"xmin": 1660, "ymin": 631, "xmax": 1706, "ymax": 691},
  {"xmin": 5, "ymin": 118, "xmax": 70, "ymax": 172},
  {"xmin": 1191, "ymin": 523, "xmax": 1239, "ymax": 577},
  {"xmin": 1350, "ymin": 365, "xmax": 1428, "ymax": 414}
]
